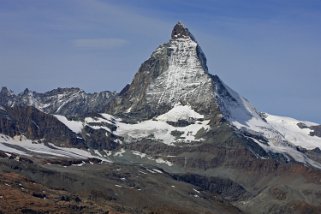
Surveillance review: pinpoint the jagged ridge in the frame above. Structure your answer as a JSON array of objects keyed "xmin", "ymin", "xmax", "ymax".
[{"xmin": 0, "ymin": 87, "xmax": 116, "ymax": 117}]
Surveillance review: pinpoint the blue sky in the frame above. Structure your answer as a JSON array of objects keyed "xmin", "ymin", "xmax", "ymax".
[{"xmin": 0, "ymin": 0, "xmax": 320, "ymax": 122}]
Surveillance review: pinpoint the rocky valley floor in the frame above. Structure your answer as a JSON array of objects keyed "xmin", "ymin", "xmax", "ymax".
[
  {"xmin": 0, "ymin": 150, "xmax": 321, "ymax": 214},
  {"xmin": 0, "ymin": 154, "xmax": 244, "ymax": 214}
]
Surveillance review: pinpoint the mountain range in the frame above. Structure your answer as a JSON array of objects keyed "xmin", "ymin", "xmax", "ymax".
[{"xmin": 0, "ymin": 22, "xmax": 320, "ymax": 214}]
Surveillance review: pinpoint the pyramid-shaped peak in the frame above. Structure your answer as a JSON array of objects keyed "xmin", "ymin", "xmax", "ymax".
[
  {"xmin": 109, "ymin": 22, "xmax": 211, "ymax": 118},
  {"xmin": 171, "ymin": 22, "xmax": 194, "ymax": 40}
]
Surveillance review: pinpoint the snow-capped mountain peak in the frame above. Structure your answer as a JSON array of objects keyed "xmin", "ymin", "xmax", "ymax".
[
  {"xmin": 108, "ymin": 22, "xmax": 216, "ymax": 118},
  {"xmin": 0, "ymin": 87, "xmax": 115, "ymax": 117},
  {"xmin": 212, "ymin": 76, "xmax": 321, "ymax": 168},
  {"xmin": 0, "ymin": 22, "xmax": 320, "ymax": 170}
]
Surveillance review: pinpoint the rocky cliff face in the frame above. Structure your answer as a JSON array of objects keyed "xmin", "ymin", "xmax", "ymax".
[
  {"xmin": 108, "ymin": 22, "xmax": 220, "ymax": 120},
  {"xmin": 311, "ymin": 125, "xmax": 321, "ymax": 137},
  {"xmin": 0, "ymin": 87, "xmax": 115, "ymax": 117},
  {"xmin": 0, "ymin": 106, "xmax": 85, "ymax": 148},
  {"xmin": 0, "ymin": 106, "xmax": 119, "ymax": 150}
]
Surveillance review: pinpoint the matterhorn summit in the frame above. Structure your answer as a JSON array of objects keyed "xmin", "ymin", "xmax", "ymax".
[{"xmin": 109, "ymin": 22, "xmax": 221, "ymax": 119}]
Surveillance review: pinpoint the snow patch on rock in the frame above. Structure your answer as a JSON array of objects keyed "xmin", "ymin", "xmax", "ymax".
[
  {"xmin": 265, "ymin": 114, "xmax": 321, "ymax": 150},
  {"xmin": 131, "ymin": 150, "xmax": 173, "ymax": 166},
  {"xmin": 0, "ymin": 134, "xmax": 111, "ymax": 162},
  {"xmin": 215, "ymin": 78, "xmax": 321, "ymax": 168},
  {"xmin": 145, "ymin": 36, "xmax": 215, "ymax": 110},
  {"xmin": 116, "ymin": 106, "xmax": 210, "ymax": 145},
  {"xmin": 54, "ymin": 115, "xmax": 83, "ymax": 134},
  {"xmin": 156, "ymin": 103, "xmax": 204, "ymax": 122}
]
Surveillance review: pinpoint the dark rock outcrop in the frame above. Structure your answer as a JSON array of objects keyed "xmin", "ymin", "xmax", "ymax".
[
  {"xmin": 171, "ymin": 22, "xmax": 194, "ymax": 39},
  {"xmin": 0, "ymin": 106, "xmax": 85, "ymax": 148},
  {"xmin": 172, "ymin": 173, "xmax": 248, "ymax": 201},
  {"xmin": 310, "ymin": 125, "xmax": 321, "ymax": 137}
]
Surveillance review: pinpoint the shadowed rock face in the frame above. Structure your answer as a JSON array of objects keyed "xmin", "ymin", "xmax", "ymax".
[
  {"xmin": 171, "ymin": 22, "xmax": 194, "ymax": 39},
  {"xmin": 171, "ymin": 173, "xmax": 248, "ymax": 201},
  {"xmin": 0, "ymin": 106, "xmax": 85, "ymax": 148},
  {"xmin": 310, "ymin": 125, "xmax": 321, "ymax": 137},
  {"xmin": 297, "ymin": 122, "xmax": 321, "ymax": 138},
  {"xmin": 0, "ymin": 106, "xmax": 118, "ymax": 150}
]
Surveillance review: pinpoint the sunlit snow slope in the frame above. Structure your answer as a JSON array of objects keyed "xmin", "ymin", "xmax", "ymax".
[{"xmin": 214, "ymin": 77, "xmax": 321, "ymax": 168}]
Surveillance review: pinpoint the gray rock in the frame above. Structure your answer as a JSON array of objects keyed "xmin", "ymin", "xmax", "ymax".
[
  {"xmin": 107, "ymin": 22, "xmax": 221, "ymax": 122},
  {"xmin": 0, "ymin": 87, "xmax": 116, "ymax": 117}
]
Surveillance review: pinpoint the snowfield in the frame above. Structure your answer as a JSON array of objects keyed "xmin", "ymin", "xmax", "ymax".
[
  {"xmin": 116, "ymin": 105, "xmax": 210, "ymax": 145},
  {"xmin": 2, "ymin": 95, "xmax": 321, "ymax": 169},
  {"xmin": 265, "ymin": 114, "xmax": 321, "ymax": 150},
  {"xmin": 54, "ymin": 115, "xmax": 84, "ymax": 134},
  {"xmin": 215, "ymin": 78, "xmax": 321, "ymax": 168},
  {"xmin": 55, "ymin": 105, "xmax": 210, "ymax": 145},
  {"xmin": 0, "ymin": 134, "xmax": 111, "ymax": 162},
  {"xmin": 156, "ymin": 103, "xmax": 204, "ymax": 122}
]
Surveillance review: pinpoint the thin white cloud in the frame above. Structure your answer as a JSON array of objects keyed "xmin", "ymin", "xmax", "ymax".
[{"xmin": 73, "ymin": 38, "xmax": 128, "ymax": 49}]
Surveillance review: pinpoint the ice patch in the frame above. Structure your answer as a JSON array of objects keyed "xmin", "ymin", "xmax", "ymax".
[
  {"xmin": 94, "ymin": 150, "xmax": 103, "ymax": 157},
  {"xmin": 146, "ymin": 169, "xmax": 157, "ymax": 174},
  {"xmin": 5, "ymin": 152, "xmax": 12, "ymax": 157},
  {"xmin": 131, "ymin": 151, "xmax": 174, "ymax": 166},
  {"xmin": 265, "ymin": 114, "xmax": 321, "ymax": 150},
  {"xmin": 152, "ymin": 169, "xmax": 163, "ymax": 173},
  {"xmin": 100, "ymin": 113, "xmax": 121, "ymax": 122},
  {"xmin": 103, "ymin": 150, "xmax": 112, "ymax": 156},
  {"xmin": 155, "ymin": 158, "xmax": 173, "ymax": 166},
  {"xmin": 139, "ymin": 170, "xmax": 147, "ymax": 175},
  {"xmin": 114, "ymin": 148, "xmax": 125, "ymax": 157},
  {"xmin": 132, "ymin": 151, "xmax": 147, "ymax": 158},
  {"xmin": 0, "ymin": 134, "xmax": 112, "ymax": 162},
  {"xmin": 86, "ymin": 125, "xmax": 111, "ymax": 132},
  {"xmin": 156, "ymin": 103, "xmax": 204, "ymax": 122},
  {"xmin": 75, "ymin": 161, "xmax": 86, "ymax": 167},
  {"xmin": 54, "ymin": 115, "xmax": 83, "ymax": 134},
  {"xmin": 193, "ymin": 188, "xmax": 200, "ymax": 194},
  {"xmin": 116, "ymin": 106, "xmax": 210, "ymax": 145}
]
